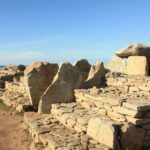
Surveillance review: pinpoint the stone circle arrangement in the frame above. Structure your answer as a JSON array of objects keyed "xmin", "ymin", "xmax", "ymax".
[{"xmin": 1, "ymin": 43, "xmax": 150, "ymax": 150}]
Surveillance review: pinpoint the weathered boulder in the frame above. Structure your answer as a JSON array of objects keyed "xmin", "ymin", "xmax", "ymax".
[
  {"xmin": 38, "ymin": 62, "xmax": 82, "ymax": 113},
  {"xmin": 127, "ymin": 56, "xmax": 149, "ymax": 75},
  {"xmin": 74, "ymin": 59, "xmax": 91, "ymax": 82},
  {"xmin": 18, "ymin": 64, "xmax": 26, "ymax": 71},
  {"xmin": 116, "ymin": 43, "xmax": 150, "ymax": 58},
  {"xmin": 106, "ymin": 55, "xmax": 127, "ymax": 74},
  {"xmin": 121, "ymin": 123, "xmax": 145, "ymax": 150},
  {"xmin": 24, "ymin": 62, "xmax": 59, "ymax": 110},
  {"xmin": 83, "ymin": 61, "xmax": 106, "ymax": 88},
  {"xmin": 87, "ymin": 117, "xmax": 118, "ymax": 149}
]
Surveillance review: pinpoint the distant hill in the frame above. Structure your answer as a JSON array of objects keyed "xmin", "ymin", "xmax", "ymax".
[{"xmin": 0, "ymin": 66, "xmax": 5, "ymax": 68}]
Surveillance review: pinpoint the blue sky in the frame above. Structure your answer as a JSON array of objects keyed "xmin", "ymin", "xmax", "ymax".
[{"xmin": 0, "ymin": 0, "xmax": 150, "ymax": 65}]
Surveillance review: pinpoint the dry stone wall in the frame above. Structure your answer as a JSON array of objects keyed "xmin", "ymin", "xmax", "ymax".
[
  {"xmin": 0, "ymin": 76, "xmax": 31, "ymax": 112},
  {"xmin": 74, "ymin": 87, "xmax": 150, "ymax": 149},
  {"xmin": 106, "ymin": 74, "xmax": 150, "ymax": 95},
  {"xmin": 24, "ymin": 112, "xmax": 110, "ymax": 150},
  {"xmin": 51, "ymin": 102, "xmax": 120, "ymax": 149}
]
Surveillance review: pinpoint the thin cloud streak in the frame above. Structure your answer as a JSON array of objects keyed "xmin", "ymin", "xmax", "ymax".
[
  {"xmin": 0, "ymin": 48, "xmax": 109, "ymax": 65},
  {"xmin": 0, "ymin": 50, "xmax": 46, "ymax": 65},
  {"xmin": 0, "ymin": 35, "xmax": 66, "ymax": 50}
]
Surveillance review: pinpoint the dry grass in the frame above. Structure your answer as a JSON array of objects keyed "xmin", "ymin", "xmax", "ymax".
[{"xmin": 0, "ymin": 100, "xmax": 10, "ymax": 111}]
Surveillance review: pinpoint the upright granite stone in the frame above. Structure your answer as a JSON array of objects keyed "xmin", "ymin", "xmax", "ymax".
[
  {"xmin": 83, "ymin": 61, "xmax": 106, "ymax": 88},
  {"xmin": 24, "ymin": 62, "xmax": 59, "ymax": 110},
  {"xmin": 106, "ymin": 55, "xmax": 127, "ymax": 74},
  {"xmin": 127, "ymin": 56, "xmax": 149, "ymax": 75},
  {"xmin": 38, "ymin": 62, "xmax": 82, "ymax": 113},
  {"xmin": 74, "ymin": 59, "xmax": 91, "ymax": 82},
  {"xmin": 116, "ymin": 43, "xmax": 150, "ymax": 58}
]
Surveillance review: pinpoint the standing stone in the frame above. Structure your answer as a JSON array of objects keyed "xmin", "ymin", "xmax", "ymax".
[
  {"xmin": 106, "ymin": 55, "xmax": 127, "ymax": 74},
  {"xmin": 74, "ymin": 59, "xmax": 91, "ymax": 82},
  {"xmin": 38, "ymin": 62, "xmax": 82, "ymax": 113},
  {"xmin": 83, "ymin": 61, "xmax": 106, "ymax": 88},
  {"xmin": 127, "ymin": 56, "xmax": 149, "ymax": 75},
  {"xmin": 24, "ymin": 62, "xmax": 58, "ymax": 110}
]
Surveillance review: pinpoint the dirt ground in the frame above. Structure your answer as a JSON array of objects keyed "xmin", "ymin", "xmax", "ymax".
[{"xmin": 0, "ymin": 107, "xmax": 32, "ymax": 150}]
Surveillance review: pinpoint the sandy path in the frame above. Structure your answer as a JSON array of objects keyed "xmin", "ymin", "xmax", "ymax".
[{"xmin": 0, "ymin": 109, "xmax": 32, "ymax": 150}]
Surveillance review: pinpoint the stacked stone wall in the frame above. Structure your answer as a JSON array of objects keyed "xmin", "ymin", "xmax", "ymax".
[
  {"xmin": 0, "ymin": 76, "xmax": 31, "ymax": 111},
  {"xmin": 74, "ymin": 88, "xmax": 150, "ymax": 149}
]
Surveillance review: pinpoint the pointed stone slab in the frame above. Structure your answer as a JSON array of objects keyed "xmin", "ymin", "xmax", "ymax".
[
  {"xmin": 38, "ymin": 62, "xmax": 82, "ymax": 113},
  {"xmin": 74, "ymin": 59, "xmax": 91, "ymax": 82},
  {"xmin": 24, "ymin": 62, "xmax": 58, "ymax": 110},
  {"xmin": 83, "ymin": 61, "xmax": 106, "ymax": 88}
]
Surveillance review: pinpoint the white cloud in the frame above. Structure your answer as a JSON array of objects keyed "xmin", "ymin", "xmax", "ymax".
[{"xmin": 10, "ymin": 51, "xmax": 46, "ymax": 60}]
